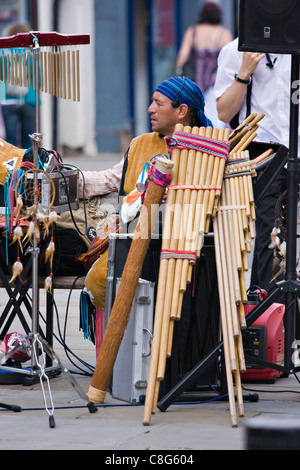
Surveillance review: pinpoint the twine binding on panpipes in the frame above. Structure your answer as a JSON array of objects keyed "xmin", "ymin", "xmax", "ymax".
[
  {"xmin": 160, "ymin": 248, "xmax": 197, "ymax": 262},
  {"xmin": 168, "ymin": 184, "xmax": 221, "ymax": 190}
]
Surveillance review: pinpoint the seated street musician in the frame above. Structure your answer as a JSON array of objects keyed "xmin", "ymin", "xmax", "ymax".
[
  {"xmin": 78, "ymin": 76, "xmax": 214, "ymax": 321},
  {"xmin": 0, "ymin": 76, "xmax": 214, "ymax": 352}
]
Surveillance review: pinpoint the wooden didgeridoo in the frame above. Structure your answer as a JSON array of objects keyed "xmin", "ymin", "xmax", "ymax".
[{"xmin": 87, "ymin": 156, "xmax": 174, "ymax": 404}]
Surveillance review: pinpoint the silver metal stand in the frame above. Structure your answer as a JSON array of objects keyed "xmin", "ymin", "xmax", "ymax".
[{"xmin": 0, "ymin": 33, "xmax": 98, "ymax": 427}]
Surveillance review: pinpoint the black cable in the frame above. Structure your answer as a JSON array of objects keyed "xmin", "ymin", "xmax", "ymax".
[
  {"xmin": 242, "ymin": 373, "xmax": 300, "ymax": 395},
  {"xmin": 25, "ymin": 288, "xmax": 95, "ymax": 376},
  {"xmin": 52, "ymin": 164, "xmax": 90, "ymax": 238}
]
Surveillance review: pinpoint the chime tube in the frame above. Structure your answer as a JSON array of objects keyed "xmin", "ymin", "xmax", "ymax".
[{"xmin": 0, "ymin": 43, "xmax": 83, "ymax": 101}]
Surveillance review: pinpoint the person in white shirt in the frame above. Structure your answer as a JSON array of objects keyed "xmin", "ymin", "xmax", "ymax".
[
  {"xmin": 214, "ymin": 37, "xmax": 294, "ymax": 292},
  {"xmin": 214, "ymin": 37, "xmax": 294, "ymax": 149}
]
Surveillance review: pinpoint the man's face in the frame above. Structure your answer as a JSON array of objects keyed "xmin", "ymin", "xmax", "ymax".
[{"xmin": 148, "ymin": 91, "xmax": 180, "ymax": 136}]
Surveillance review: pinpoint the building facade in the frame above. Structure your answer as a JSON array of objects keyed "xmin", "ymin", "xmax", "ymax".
[{"xmin": 0, "ymin": 0, "xmax": 236, "ymax": 154}]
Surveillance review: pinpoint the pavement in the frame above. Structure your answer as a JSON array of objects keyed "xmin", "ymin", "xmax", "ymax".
[
  {"xmin": 1, "ymin": 362, "xmax": 300, "ymax": 452},
  {"xmin": 1, "ymin": 150, "xmax": 300, "ymax": 453}
]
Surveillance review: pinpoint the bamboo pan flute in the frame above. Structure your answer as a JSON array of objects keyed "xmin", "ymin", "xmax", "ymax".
[
  {"xmin": 213, "ymin": 148, "xmax": 256, "ymax": 427},
  {"xmin": 0, "ymin": 47, "xmax": 82, "ymax": 101},
  {"xmin": 143, "ymin": 123, "xmax": 230, "ymax": 426},
  {"xmin": 210, "ymin": 113, "xmax": 264, "ymax": 426},
  {"xmin": 143, "ymin": 114, "xmax": 267, "ymax": 428}
]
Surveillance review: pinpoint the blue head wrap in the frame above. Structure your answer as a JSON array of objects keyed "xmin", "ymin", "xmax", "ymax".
[{"xmin": 155, "ymin": 76, "xmax": 213, "ymax": 128}]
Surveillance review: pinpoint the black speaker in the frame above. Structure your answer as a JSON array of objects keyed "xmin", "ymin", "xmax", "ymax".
[{"xmin": 238, "ymin": 0, "xmax": 300, "ymax": 54}]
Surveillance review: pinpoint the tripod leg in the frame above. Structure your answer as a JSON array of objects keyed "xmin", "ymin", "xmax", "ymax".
[
  {"xmin": 39, "ymin": 337, "xmax": 98, "ymax": 414},
  {"xmin": 0, "ymin": 402, "xmax": 22, "ymax": 412},
  {"xmin": 32, "ymin": 334, "xmax": 56, "ymax": 428}
]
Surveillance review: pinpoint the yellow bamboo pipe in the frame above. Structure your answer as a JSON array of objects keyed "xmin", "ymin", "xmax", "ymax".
[
  {"xmin": 213, "ymin": 208, "xmax": 238, "ymax": 427},
  {"xmin": 156, "ymin": 126, "xmax": 191, "ymax": 381},
  {"xmin": 169, "ymin": 126, "xmax": 199, "ymax": 321},
  {"xmin": 215, "ymin": 205, "xmax": 238, "ymax": 365},
  {"xmin": 186, "ymin": 126, "xmax": 213, "ymax": 283},
  {"xmin": 212, "ymin": 128, "xmax": 230, "ymax": 218},
  {"xmin": 234, "ymin": 339, "xmax": 245, "ymax": 418},
  {"xmin": 224, "ymin": 177, "xmax": 243, "ymax": 271},
  {"xmin": 143, "ymin": 124, "xmax": 183, "ymax": 426},
  {"xmin": 229, "ymin": 112, "xmax": 257, "ymax": 142},
  {"xmin": 229, "ymin": 112, "xmax": 264, "ymax": 150},
  {"xmin": 219, "ymin": 193, "xmax": 241, "ymax": 339},
  {"xmin": 223, "ymin": 165, "xmax": 248, "ymax": 314},
  {"xmin": 179, "ymin": 126, "xmax": 208, "ymax": 291},
  {"xmin": 204, "ymin": 127, "xmax": 225, "ymax": 232},
  {"xmin": 233, "ymin": 173, "xmax": 248, "ymax": 270},
  {"xmin": 197, "ymin": 127, "xmax": 220, "ymax": 246},
  {"xmin": 222, "ymin": 181, "xmax": 242, "ymax": 308}
]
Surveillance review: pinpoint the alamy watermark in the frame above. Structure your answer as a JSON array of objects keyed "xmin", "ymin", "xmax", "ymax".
[{"xmin": 291, "ymin": 80, "xmax": 300, "ymax": 105}]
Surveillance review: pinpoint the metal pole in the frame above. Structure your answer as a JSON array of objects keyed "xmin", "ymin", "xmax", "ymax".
[
  {"xmin": 29, "ymin": 32, "xmax": 43, "ymax": 371},
  {"xmin": 284, "ymin": 53, "xmax": 299, "ymax": 372}
]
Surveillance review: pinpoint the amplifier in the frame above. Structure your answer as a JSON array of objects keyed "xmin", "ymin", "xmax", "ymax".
[
  {"xmin": 41, "ymin": 168, "xmax": 79, "ymax": 213},
  {"xmin": 0, "ymin": 167, "xmax": 79, "ymax": 215}
]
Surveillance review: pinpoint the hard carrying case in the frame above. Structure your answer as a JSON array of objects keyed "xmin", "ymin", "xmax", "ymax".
[{"xmin": 112, "ymin": 278, "xmax": 155, "ymax": 403}]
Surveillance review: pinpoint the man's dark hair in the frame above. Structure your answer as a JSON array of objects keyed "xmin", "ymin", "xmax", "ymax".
[
  {"xmin": 188, "ymin": 107, "xmax": 202, "ymax": 127},
  {"xmin": 171, "ymin": 102, "xmax": 202, "ymax": 127}
]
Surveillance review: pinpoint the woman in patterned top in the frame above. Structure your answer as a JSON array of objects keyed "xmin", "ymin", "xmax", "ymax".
[{"xmin": 175, "ymin": 2, "xmax": 232, "ymax": 127}]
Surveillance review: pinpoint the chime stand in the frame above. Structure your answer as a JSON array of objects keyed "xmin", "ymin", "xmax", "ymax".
[
  {"xmin": 0, "ymin": 32, "xmax": 97, "ymax": 427},
  {"xmin": 158, "ymin": 53, "xmax": 300, "ymax": 412}
]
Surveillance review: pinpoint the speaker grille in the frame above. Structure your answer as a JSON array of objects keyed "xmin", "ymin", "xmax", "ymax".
[
  {"xmin": 257, "ymin": 0, "xmax": 297, "ymax": 16},
  {"xmin": 239, "ymin": 0, "xmax": 300, "ymax": 54}
]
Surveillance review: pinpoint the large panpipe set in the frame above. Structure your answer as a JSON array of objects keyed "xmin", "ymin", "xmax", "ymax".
[{"xmin": 88, "ymin": 113, "xmax": 264, "ymax": 427}]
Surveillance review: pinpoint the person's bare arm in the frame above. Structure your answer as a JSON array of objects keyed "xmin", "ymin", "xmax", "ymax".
[
  {"xmin": 175, "ymin": 26, "xmax": 194, "ymax": 74},
  {"xmin": 217, "ymin": 51, "xmax": 265, "ymax": 123}
]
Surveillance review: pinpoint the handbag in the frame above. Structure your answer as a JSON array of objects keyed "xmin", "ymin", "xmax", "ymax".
[{"xmin": 182, "ymin": 27, "xmax": 196, "ymax": 80}]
